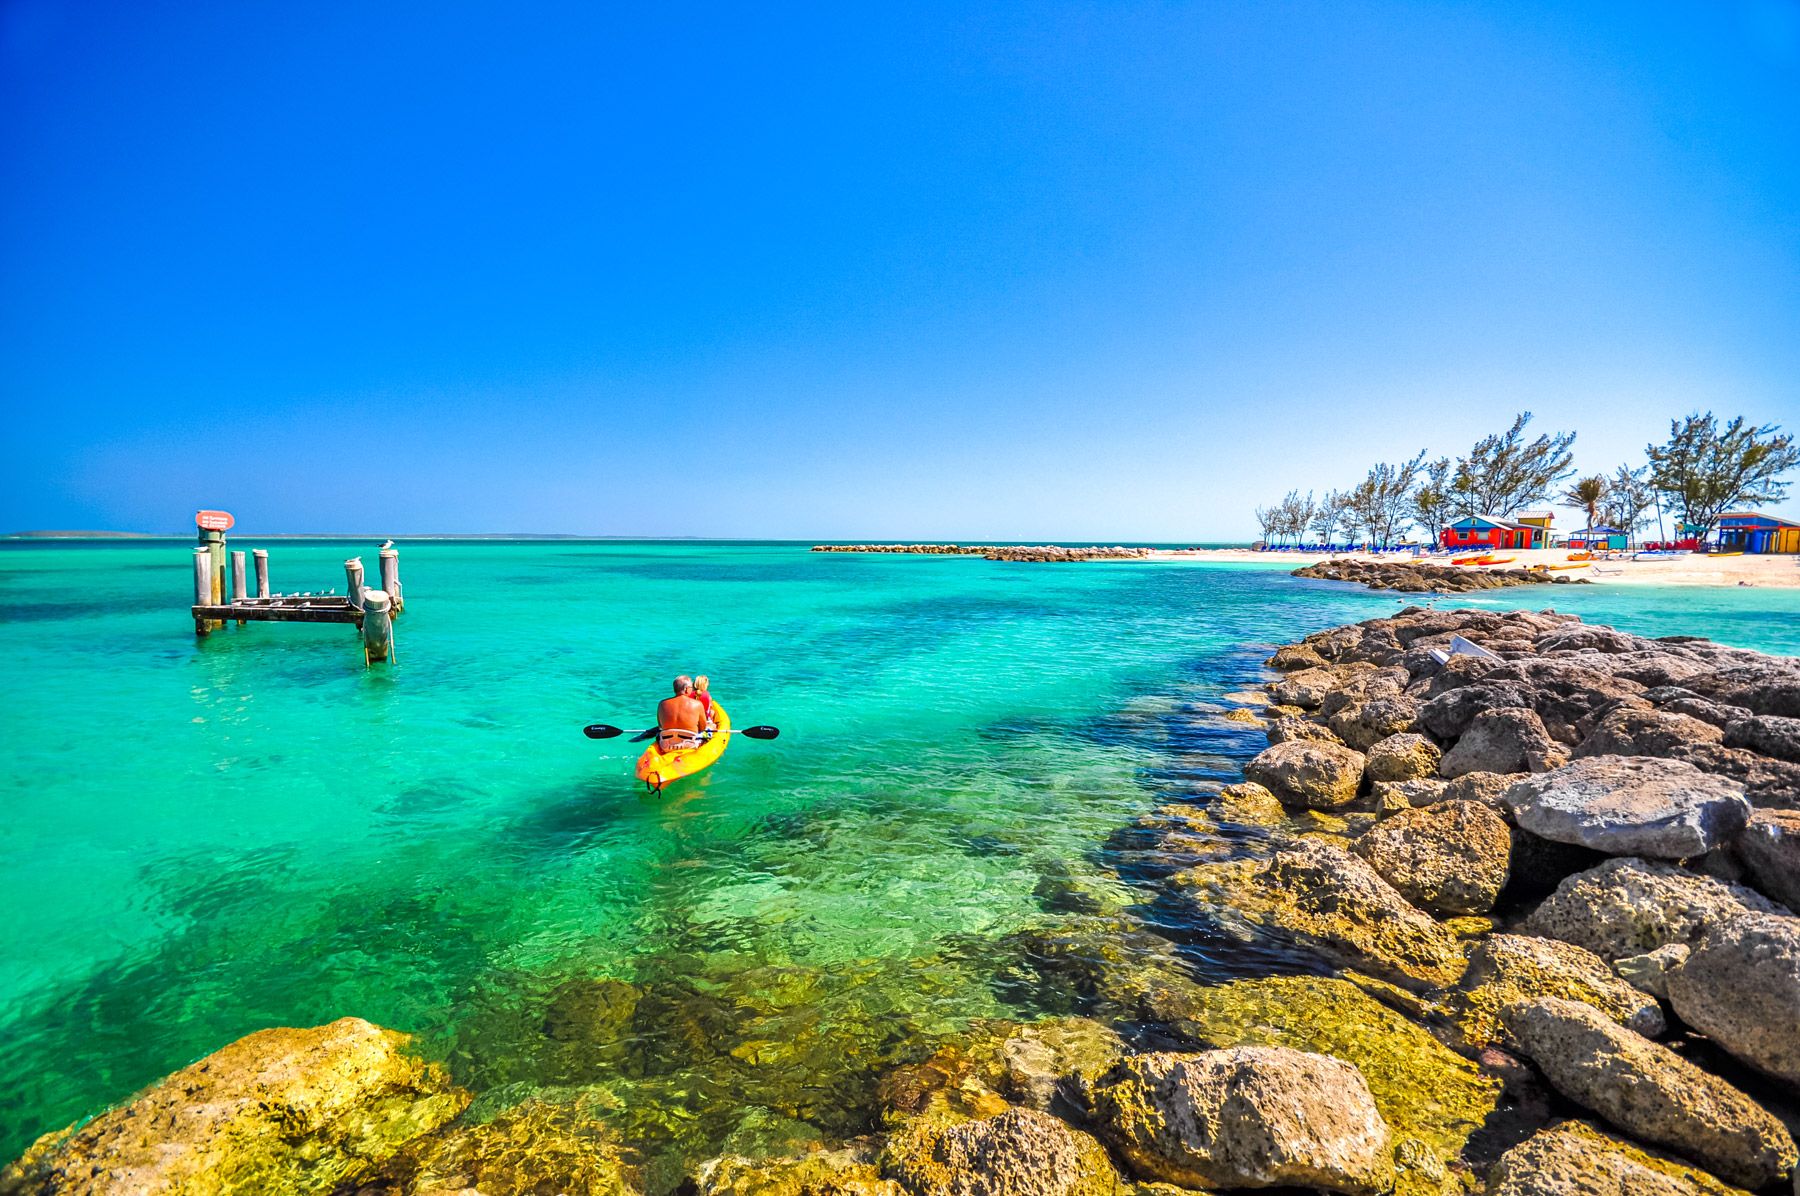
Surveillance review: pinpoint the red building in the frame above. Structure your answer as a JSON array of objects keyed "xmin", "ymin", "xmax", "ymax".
[{"xmin": 1440, "ymin": 515, "xmax": 1540, "ymax": 551}]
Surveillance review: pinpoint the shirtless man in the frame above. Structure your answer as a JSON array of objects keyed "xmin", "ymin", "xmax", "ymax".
[{"xmin": 656, "ymin": 675, "xmax": 709, "ymax": 749}]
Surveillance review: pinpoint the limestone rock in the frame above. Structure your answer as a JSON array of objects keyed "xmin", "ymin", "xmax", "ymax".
[
  {"xmin": 694, "ymin": 1149, "xmax": 902, "ymax": 1195},
  {"xmin": 1665, "ymin": 913, "xmax": 1800, "ymax": 1086},
  {"xmin": 1440, "ymin": 707, "xmax": 1567, "ymax": 778},
  {"xmin": 881, "ymin": 1106, "xmax": 1121, "ymax": 1196},
  {"xmin": 1523, "ymin": 857, "xmax": 1784, "ymax": 961},
  {"xmin": 1131, "ymin": 973, "xmax": 1499, "ymax": 1195},
  {"xmin": 1440, "ymin": 770, "xmax": 1523, "ymax": 808},
  {"xmin": 1371, "ymin": 778, "xmax": 1448, "ymax": 809},
  {"xmin": 1736, "ymin": 809, "xmax": 1800, "ymax": 909},
  {"xmin": 995, "ymin": 1018, "xmax": 1125, "ymax": 1112},
  {"xmin": 1244, "ymin": 740, "xmax": 1367, "ymax": 810},
  {"xmin": 1722, "ymin": 712, "xmax": 1800, "ymax": 764},
  {"xmin": 1352, "ymin": 800, "xmax": 1511, "ymax": 915},
  {"xmin": 1090, "ymin": 1047, "xmax": 1394, "ymax": 1195},
  {"xmin": 1503, "ymin": 756, "xmax": 1751, "ymax": 859},
  {"xmin": 1575, "ymin": 707, "xmax": 1723, "ymax": 761},
  {"xmin": 1501, "ymin": 997, "xmax": 1797, "ymax": 1189},
  {"xmin": 1265, "ymin": 716, "xmax": 1345, "ymax": 747},
  {"xmin": 1444, "ymin": 933, "xmax": 1664, "ymax": 1052},
  {"xmin": 1267, "ymin": 643, "xmax": 1328, "ymax": 671},
  {"xmin": 1330, "ymin": 695, "xmax": 1421, "ymax": 751},
  {"xmin": 1612, "ymin": 943, "xmax": 1690, "ymax": 1000},
  {"xmin": 366, "ymin": 1099, "xmax": 638, "ymax": 1195},
  {"xmin": 1170, "ymin": 838, "xmax": 1466, "ymax": 989},
  {"xmin": 1209, "ymin": 781, "xmax": 1286, "ymax": 827},
  {"xmin": 1270, "ymin": 667, "xmax": 1340, "ymax": 710},
  {"xmin": 0, "ymin": 1017, "xmax": 467, "ymax": 1196},
  {"xmin": 1418, "ymin": 681, "xmax": 1535, "ymax": 740},
  {"xmin": 1364, "ymin": 732, "xmax": 1443, "ymax": 784},
  {"xmin": 1486, "ymin": 1119, "xmax": 1755, "ymax": 1196}
]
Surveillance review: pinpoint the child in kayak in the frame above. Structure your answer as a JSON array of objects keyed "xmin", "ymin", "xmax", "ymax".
[{"xmin": 694, "ymin": 675, "xmax": 716, "ymax": 728}]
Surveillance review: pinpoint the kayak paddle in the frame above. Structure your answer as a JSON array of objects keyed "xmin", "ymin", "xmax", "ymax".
[{"xmin": 583, "ymin": 724, "xmax": 781, "ymax": 741}]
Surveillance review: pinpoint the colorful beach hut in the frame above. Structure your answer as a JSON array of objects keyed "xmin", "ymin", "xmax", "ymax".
[
  {"xmin": 1568, "ymin": 526, "xmax": 1628, "ymax": 551},
  {"xmin": 1441, "ymin": 516, "xmax": 1531, "ymax": 551},
  {"xmin": 1509, "ymin": 512, "xmax": 1554, "ymax": 549},
  {"xmin": 1716, "ymin": 512, "xmax": 1800, "ymax": 554}
]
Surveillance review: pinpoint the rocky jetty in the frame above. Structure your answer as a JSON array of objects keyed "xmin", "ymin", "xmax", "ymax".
[
  {"xmin": 11, "ymin": 606, "xmax": 1800, "ymax": 1196},
  {"xmin": 812, "ymin": 543, "xmax": 1152, "ymax": 562},
  {"xmin": 1293, "ymin": 557, "xmax": 1590, "ymax": 592}
]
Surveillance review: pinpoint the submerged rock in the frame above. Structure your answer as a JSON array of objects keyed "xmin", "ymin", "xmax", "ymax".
[
  {"xmin": 1664, "ymin": 913, "xmax": 1800, "ymax": 1086},
  {"xmin": 1170, "ymin": 838, "xmax": 1466, "ymax": 990},
  {"xmin": 1132, "ymin": 973, "xmax": 1499, "ymax": 1194},
  {"xmin": 1502, "ymin": 756, "xmax": 1751, "ymax": 859},
  {"xmin": 1485, "ymin": 1120, "xmax": 1753, "ymax": 1196},
  {"xmin": 881, "ymin": 1106, "xmax": 1121, "ymax": 1196},
  {"xmin": 363, "ymin": 1099, "xmax": 638, "ymax": 1195},
  {"xmin": 1522, "ymin": 857, "xmax": 1784, "ymax": 961},
  {"xmin": 1352, "ymin": 799, "xmax": 1511, "ymax": 915},
  {"xmin": 1208, "ymin": 781, "xmax": 1286, "ymax": 827},
  {"xmin": 694, "ymin": 1155, "xmax": 899, "ymax": 1195},
  {"xmin": 1, "ymin": 1017, "xmax": 467, "ymax": 1196},
  {"xmin": 1501, "ymin": 997, "xmax": 1797, "ymax": 1189},
  {"xmin": 994, "ymin": 1018, "xmax": 1126, "ymax": 1113},
  {"xmin": 1243, "ymin": 740, "xmax": 1367, "ymax": 809},
  {"xmin": 1091, "ymin": 1047, "xmax": 1394, "ymax": 1195},
  {"xmin": 1443, "ymin": 933, "xmax": 1664, "ymax": 1053}
]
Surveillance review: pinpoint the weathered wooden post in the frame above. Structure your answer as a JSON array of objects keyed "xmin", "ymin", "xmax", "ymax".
[
  {"xmin": 201, "ymin": 529, "xmax": 226, "ymax": 605},
  {"xmin": 361, "ymin": 590, "xmax": 394, "ymax": 664},
  {"xmin": 192, "ymin": 547, "xmax": 213, "ymax": 636},
  {"xmin": 378, "ymin": 546, "xmax": 403, "ymax": 616},
  {"xmin": 230, "ymin": 550, "xmax": 247, "ymax": 626},
  {"xmin": 253, "ymin": 549, "xmax": 269, "ymax": 599},
  {"xmin": 344, "ymin": 557, "xmax": 366, "ymax": 612}
]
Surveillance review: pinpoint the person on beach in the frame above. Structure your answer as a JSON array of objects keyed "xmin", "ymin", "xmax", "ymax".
[
  {"xmin": 693, "ymin": 675, "xmax": 716, "ymax": 728},
  {"xmin": 657, "ymin": 675, "xmax": 709, "ymax": 749}
]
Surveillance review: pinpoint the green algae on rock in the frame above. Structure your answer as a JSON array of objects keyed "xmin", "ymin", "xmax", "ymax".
[
  {"xmin": 882, "ymin": 1106, "xmax": 1124, "ymax": 1196},
  {"xmin": 359, "ymin": 1099, "xmax": 639, "ymax": 1195},
  {"xmin": 1442, "ymin": 933, "xmax": 1664, "ymax": 1053},
  {"xmin": 1486, "ymin": 1119, "xmax": 1753, "ymax": 1196},
  {"xmin": 0, "ymin": 1018, "xmax": 466, "ymax": 1196},
  {"xmin": 1168, "ymin": 838, "xmax": 1468, "ymax": 990},
  {"xmin": 691, "ymin": 1149, "xmax": 903, "ymax": 1196},
  {"xmin": 1133, "ymin": 974, "xmax": 1501, "ymax": 1196}
]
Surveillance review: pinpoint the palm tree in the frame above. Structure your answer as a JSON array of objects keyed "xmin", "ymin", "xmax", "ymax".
[{"xmin": 1560, "ymin": 475, "xmax": 1611, "ymax": 541}]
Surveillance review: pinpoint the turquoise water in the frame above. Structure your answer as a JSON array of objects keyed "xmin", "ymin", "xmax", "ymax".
[{"xmin": 2, "ymin": 541, "xmax": 1797, "ymax": 1174}]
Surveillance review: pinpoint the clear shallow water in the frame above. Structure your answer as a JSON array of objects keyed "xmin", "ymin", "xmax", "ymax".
[{"xmin": 2, "ymin": 541, "xmax": 1796, "ymax": 1173}]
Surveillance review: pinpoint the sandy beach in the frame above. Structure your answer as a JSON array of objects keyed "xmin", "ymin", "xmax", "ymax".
[{"xmin": 1144, "ymin": 546, "xmax": 1800, "ymax": 588}]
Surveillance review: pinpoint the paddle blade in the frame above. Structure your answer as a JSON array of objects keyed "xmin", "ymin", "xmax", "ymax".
[
  {"xmin": 741, "ymin": 725, "xmax": 781, "ymax": 740},
  {"xmin": 583, "ymin": 724, "xmax": 624, "ymax": 739}
]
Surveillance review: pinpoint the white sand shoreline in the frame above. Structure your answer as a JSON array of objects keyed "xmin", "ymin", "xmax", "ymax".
[{"xmin": 1140, "ymin": 546, "xmax": 1800, "ymax": 588}]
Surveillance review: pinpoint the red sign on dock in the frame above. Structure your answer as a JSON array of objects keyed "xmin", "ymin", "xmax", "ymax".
[{"xmin": 195, "ymin": 510, "xmax": 235, "ymax": 531}]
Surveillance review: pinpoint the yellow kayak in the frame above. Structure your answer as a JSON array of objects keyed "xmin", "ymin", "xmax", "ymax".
[{"xmin": 636, "ymin": 702, "xmax": 730, "ymax": 790}]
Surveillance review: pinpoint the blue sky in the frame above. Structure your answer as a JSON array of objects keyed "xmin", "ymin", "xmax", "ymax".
[{"xmin": 3, "ymin": 1, "xmax": 1797, "ymax": 538}]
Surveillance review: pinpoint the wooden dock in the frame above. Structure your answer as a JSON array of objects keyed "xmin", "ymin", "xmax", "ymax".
[{"xmin": 187, "ymin": 510, "xmax": 402, "ymax": 664}]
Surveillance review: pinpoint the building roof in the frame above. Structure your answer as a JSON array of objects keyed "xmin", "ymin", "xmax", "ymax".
[
  {"xmin": 1573, "ymin": 527, "xmax": 1625, "ymax": 536},
  {"xmin": 1719, "ymin": 511, "xmax": 1800, "ymax": 529},
  {"xmin": 1448, "ymin": 515, "xmax": 1513, "ymax": 529}
]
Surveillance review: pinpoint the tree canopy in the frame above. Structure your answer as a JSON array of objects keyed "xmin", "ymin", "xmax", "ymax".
[
  {"xmin": 1448, "ymin": 412, "xmax": 1577, "ymax": 518},
  {"xmin": 1646, "ymin": 414, "xmax": 1800, "ymax": 541}
]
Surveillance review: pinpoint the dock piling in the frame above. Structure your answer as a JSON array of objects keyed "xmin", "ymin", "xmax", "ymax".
[
  {"xmin": 253, "ymin": 549, "xmax": 269, "ymax": 599},
  {"xmin": 378, "ymin": 547, "xmax": 402, "ymax": 615},
  {"xmin": 361, "ymin": 590, "xmax": 394, "ymax": 664},
  {"xmin": 192, "ymin": 548, "xmax": 213, "ymax": 635},
  {"xmin": 344, "ymin": 558, "xmax": 366, "ymax": 612},
  {"xmin": 230, "ymin": 551, "xmax": 248, "ymax": 625}
]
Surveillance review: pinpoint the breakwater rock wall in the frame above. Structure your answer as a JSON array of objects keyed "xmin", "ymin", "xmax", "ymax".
[
  {"xmin": 813, "ymin": 544, "xmax": 1153, "ymax": 562},
  {"xmin": 10, "ymin": 609, "xmax": 1800, "ymax": 1196},
  {"xmin": 1294, "ymin": 557, "xmax": 1592, "ymax": 592}
]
